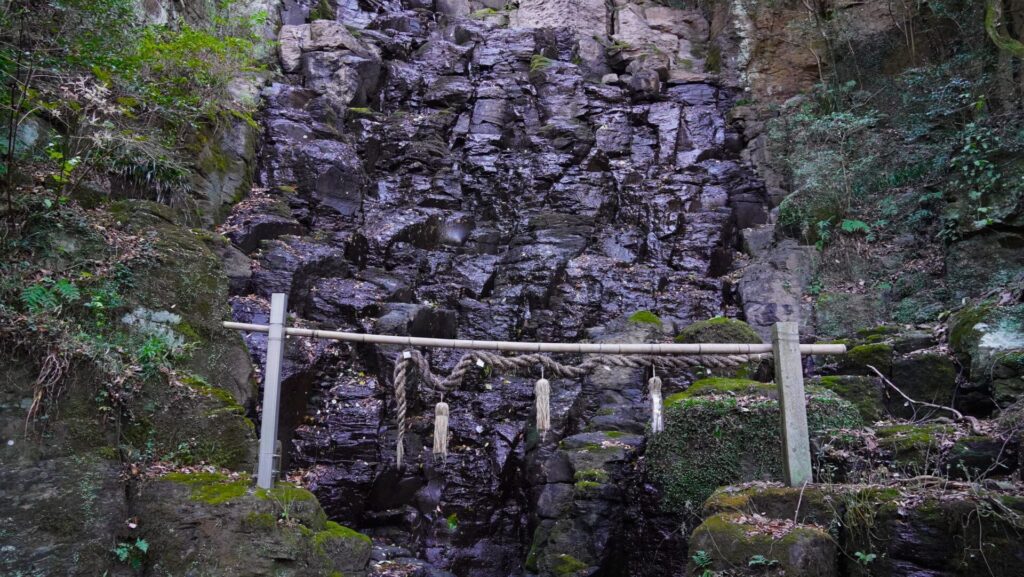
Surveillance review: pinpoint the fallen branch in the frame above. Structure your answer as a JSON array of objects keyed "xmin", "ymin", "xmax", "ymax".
[{"xmin": 866, "ymin": 364, "xmax": 981, "ymax": 435}]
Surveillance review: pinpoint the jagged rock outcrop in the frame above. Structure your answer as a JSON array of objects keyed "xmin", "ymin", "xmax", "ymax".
[{"xmin": 223, "ymin": 4, "xmax": 774, "ymax": 572}]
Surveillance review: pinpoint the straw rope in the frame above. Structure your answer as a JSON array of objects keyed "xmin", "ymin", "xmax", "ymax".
[{"xmin": 391, "ymin": 349, "xmax": 769, "ymax": 467}]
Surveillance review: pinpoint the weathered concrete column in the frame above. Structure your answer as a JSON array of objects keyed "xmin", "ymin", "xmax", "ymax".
[
  {"xmin": 257, "ymin": 293, "xmax": 288, "ymax": 489},
  {"xmin": 772, "ymin": 321, "xmax": 812, "ymax": 487}
]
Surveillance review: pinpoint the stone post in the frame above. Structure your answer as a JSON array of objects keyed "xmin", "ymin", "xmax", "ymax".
[
  {"xmin": 773, "ymin": 321, "xmax": 812, "ymax": 487},
  {"xmin": 257, "ymin": 293, "xmax": 288, "ymax": 489}
]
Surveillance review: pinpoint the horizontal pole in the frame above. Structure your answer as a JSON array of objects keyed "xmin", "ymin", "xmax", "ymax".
[{"xmin": 223, "ymin": 322, "xmax": 846, "ymax": 355}]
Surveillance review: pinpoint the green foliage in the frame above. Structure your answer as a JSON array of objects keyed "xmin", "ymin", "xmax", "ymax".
[
  {"xmin": 1, "ymin": 0, "xmax": 267, "ymax": 201},
  {"xmin": 446, "ymin": 512, "xmax": 459, "ymax": 532},
  {"xmin": 113, "ymin": 538, "xmax": 149, "ymax": 570},
  {"xmin": 854, "ymin": 551, "xmax": 877, "ymax": 565},
  {"xmin": 839, "ymin": 219, "xmax": 870, "ymax": 235},
  {"xmin": 20, "ymin": 278, "xmax": 81, "ymax": 314},
  {"xmin": 748, "ymin": 554, "xmax": 778, "ymax": 568},
  {"xmin": 945, "ymin": 121, "xmax": 1024, "ymax": 236},
  {"xmin": 309, "ymin": 0, "xmax": 337, "ymax": 21},
  {"xmin": 136, "ymin": 334, "xmax": 173, "ymax": 376},
  {"xmin": 692, "ymin": 549, "xmax": 713, "ymax": 568}
]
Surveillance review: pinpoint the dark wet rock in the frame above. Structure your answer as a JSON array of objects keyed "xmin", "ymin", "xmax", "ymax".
[
  {"xmin": 944, "ymin": 434, "xmax": 1018, "ymax": 478},
  {"xmin": 222, "ymin": 191, "xmax": 305, "ymax": 253},
  {"xmin": 237, "ymin": 5, "xmax": 777, "ymax": 576}
]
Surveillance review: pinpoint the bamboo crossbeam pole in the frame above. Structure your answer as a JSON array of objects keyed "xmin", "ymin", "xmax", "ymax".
[{"xmin": 222, "ymin": 321, "xmax": 846, "ymax": 355}]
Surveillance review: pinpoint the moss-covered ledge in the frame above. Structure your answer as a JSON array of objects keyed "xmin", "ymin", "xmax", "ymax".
[
  {"xmin": 675, "ymin": 317, "xmax": 763, "ymax": 344},
  {"xmin": 136, "ymin": 476, "xmax": 371, "ymax": 576}
]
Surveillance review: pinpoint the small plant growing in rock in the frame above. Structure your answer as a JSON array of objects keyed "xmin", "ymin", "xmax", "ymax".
[
  {"xmin": 854, "ymin": 551, "xmax": 877, "ymax": 565},
  {"xmin": 113, "ymin": 538, "xmax": 149, "ymax": 570},
  {"xmin": 748, "ymin": 554, "xmax": 779, "ymax": 569},
  {"xmin": 692, "ymin": 549, "xmax": 713, "ymax": 574}
]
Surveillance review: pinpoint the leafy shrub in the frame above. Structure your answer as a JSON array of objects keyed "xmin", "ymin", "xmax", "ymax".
[{"xmin": 1, "ymin": 0, "xmax": 267, "ymax": 202}]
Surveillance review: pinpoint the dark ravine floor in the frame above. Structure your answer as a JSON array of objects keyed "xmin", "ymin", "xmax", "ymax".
[{"xmin": 225, "ymin": 3, "xmax": 770, "ymax": 576}]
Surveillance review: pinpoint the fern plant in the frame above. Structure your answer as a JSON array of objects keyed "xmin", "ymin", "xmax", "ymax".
[
  {"xmin": 20, "ymin": 284, "xmax": 60, "ymax": 314},
  {"xmin": 19, "ymin": 278, "xmax": 81, "ymax": 314}
]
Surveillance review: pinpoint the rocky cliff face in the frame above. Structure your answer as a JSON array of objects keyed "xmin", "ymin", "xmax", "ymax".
[{"xmin": 222, "ymin": 1, "xmax": 778, "ymax": 575}]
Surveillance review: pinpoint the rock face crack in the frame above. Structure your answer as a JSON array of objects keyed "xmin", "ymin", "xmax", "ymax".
[{"xmin": 227, "ymin": 4, "xmax": 770, "ymax": 576}]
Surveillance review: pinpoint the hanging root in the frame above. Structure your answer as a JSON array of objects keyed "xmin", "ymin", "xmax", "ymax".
[{"xmin": 25, "ymin": 347, "xmax": 70, "ymax": 433}]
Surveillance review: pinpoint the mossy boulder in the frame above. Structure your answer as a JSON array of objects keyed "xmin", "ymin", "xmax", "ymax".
[
  {"xmin": 675, "ymin": 316, "xmax": 762, "ymax": 344},
  {"xmin": 674, "ymin": 319, "xmax": 767, "ymax": 380},
  {"xmin": 815, "ymin": 292, "xmax": 885, "ymax": 339},
  {"xmin": 120, "ymin": 200, "xmax": 255, "ymax": 408},
  {"xmin": 948, "ymin": 301, "xmax": 1024, "ymax": 407},
  {"xmin": 704, "ymin": 485, "xmax": 835, "ymax": 527},
  {"xmin": 889, "ymin": 352, "xmax": 957, "ymax": 419},
  {"xmin": 0, "ymin": 453, "xmax": 128, "ymax": 576},
  {"xmin": 648, "ymin": 385, "xmax": 860, "ymax": 514},
  {"xmin": 840, "ymin": 488, "xmax": 1024, "ymax": 577},
  {"xmin": 113, "ymin": 201, "xmax": 257, "ymax": 468},
  {"xmin": 944, "ymin": 435, "xmax": 1018, "ymax": 478},
  {"xmin": 875, "ymin": 423, "xmax": 954, "ymax": 472},
  {"xmin": 687, "ymin": 513, "xmax": 839, "ymax": 577},
  {"xmin": 135, "ymin": 477, "xmax": 371, "ymax": 576},
  {"xmin": 810, "ymin": 375, "xmax": 885, "ymax": 422},
  {"xmin": 692, "ymin": 484, "xmax": 1024, "ymax": 577},
  {"xmin": 664, "ymin": 377, "xmax": 775, "ymax": 405},
  {"xmin": 839, "ymin": 342, "xmax": 894, "ymax": 376}
]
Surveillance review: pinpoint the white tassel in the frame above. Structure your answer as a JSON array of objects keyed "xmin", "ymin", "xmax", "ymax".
[
  {"xmin": 433, "ymin": 401, "xmax": 450, "ymax": 458},
  {"xmin": 649, "ymin": 375, "xmax": 663, "ymax": 433},
  {"xmin": 535, "ymin": 377, "xmax": 550, "ymax": 433}
]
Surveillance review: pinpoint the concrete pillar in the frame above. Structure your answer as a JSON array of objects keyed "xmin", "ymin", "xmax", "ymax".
[
  {"xmin": 257, "ymin": 293, "xmax": 288, "ymax": 489},
  {"xmin": 773, "ymin": 321, "xmax": 812, "ymax": 487}
]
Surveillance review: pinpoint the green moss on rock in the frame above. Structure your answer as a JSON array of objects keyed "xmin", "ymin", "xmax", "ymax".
[
  {"xmin": 627, "ymin": 310, "xmax": 663, "ymax": 326},
  {"xmin": 665, "ymin": 377, "xmax": 774, "ymax": 407},
  {"xmin": 844, "ymin": 343, "xmax": 894, "ymax": 374},
  {"xmin": 875, "ymin": 423, "xmax": 953, "ymax": 470},
  {"xmin": 314, "ymin": 520, "xmax": 371, "ymax": 552},
  {"xmin": 162, "ymin": 471, "xmax": 250, "ymax": 505},
  {"xmin": 648, "ymin": 389, "xmax": 860, "ymax": 514},
  {"xmin": 256, "ymin": 482, "xmax": 318, "ymax": 503},
  {"xmin": 675, "ymin": 317, "xmax": 762, "ymax": 344},
  {"xmin": 812, "ymin": 375, "xmax": 885, "ymax": 422}
]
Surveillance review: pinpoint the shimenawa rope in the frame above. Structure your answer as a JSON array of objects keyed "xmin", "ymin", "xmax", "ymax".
[{"xmin": 392, "ymin": 349, "xmax": 768, "ymax": 467}]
